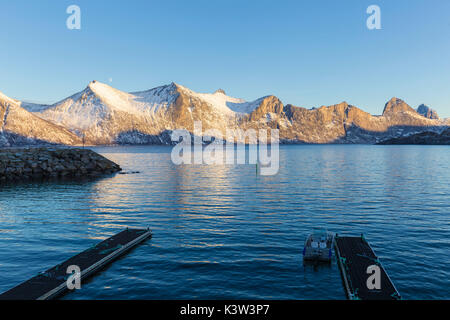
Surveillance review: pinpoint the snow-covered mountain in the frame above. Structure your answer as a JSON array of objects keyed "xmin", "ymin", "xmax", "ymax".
[
  {"xmin": 21, "ymin": 81, "xmax": 268, "ymax": 144},
  {"xmin": 2, "ymin": 81, "xmax": 449, "ymax": 146},
  {"xmin": 0, "ymin": 92, "xmax": 81, "ymax": 147}
]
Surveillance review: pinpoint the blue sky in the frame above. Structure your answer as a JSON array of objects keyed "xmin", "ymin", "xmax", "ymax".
[{"xmin": 1, "ymin": 0, "xmax": 450, "ymax": 117}]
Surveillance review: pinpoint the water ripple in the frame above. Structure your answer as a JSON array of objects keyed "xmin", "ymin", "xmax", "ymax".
[{"xmin": 0, "ymin": 145, "xmax": 449, "ymax": 299}]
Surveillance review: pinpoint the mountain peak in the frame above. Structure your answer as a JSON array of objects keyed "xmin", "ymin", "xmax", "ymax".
[
  {"xmin": 169, "ymin": 81, "xmax": 179, "ymax": 89},
  {"xmin": 387, "ymin": 97, "xmax": 403, "ymax": 104},
  {"xmin": 0, "ymin": 91, "xmax": 18, "ymax": 105},
  {"xmin": 383, "ymin": 97, "xmax": 416, "ymax": 115},
  {"xmin": 337, "ymin": 101, "xmax": 350, "ymax": 108},
  {"xmin": 87, "ymin": 80, "xmax": 112, "ymax": 91},
  {"xmin": 417, "ymin": 104, "xmax": 439, "ymax": 120},
  {"xmin": 214, "ymin": 89, "xmax": 226, "ymax": 95},
  {"xmin": 84, "ymin": 81, "xmax": 134, "ymax": 106}
]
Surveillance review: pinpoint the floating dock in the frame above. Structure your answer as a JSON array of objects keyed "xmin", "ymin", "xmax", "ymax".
[
  {"xmin": 334, "ymin": 235, "xmax": 401, "ymax": 300},
  {"xmin": 0, "ymin": 228, "xmax": 152, "ymax": 300}
]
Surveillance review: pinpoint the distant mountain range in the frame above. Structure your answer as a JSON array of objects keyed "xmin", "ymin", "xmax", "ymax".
[{"xmin": 1, "ymin": 81, "xmax": 449, "ymax": 146}]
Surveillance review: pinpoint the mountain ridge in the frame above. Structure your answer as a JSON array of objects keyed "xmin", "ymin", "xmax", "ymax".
[
  {"xmin": 1, "ymin": 81, "xmax": 449, "ymax": 146},
  {"xmin": 0, "ymin": 93, "xmax": 81, "ymax": 147}
]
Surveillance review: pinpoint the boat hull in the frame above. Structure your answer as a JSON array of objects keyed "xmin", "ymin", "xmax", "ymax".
[{"xmin": 303, "ymin": 247, "xmax": 332, "ymax": 263}]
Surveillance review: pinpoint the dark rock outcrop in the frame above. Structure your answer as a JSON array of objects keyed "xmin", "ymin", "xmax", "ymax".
[
  {"xmin": 417, "ymin": 104, "xmax": 439, "ymax": 120},
  {"xmin": 378, "ymin": 128, "xmax": 450, "ymax": 145}
]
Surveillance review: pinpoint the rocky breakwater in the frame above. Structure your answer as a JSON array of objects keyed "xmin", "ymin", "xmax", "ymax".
[{"xmin": 0, "ymin": 148, "xmax": 122, "ymax": 182}]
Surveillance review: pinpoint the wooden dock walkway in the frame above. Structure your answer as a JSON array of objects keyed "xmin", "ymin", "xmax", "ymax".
[
  {"xmin": 334, "ymin": 235, "xmax": 401, "ymax": 300},
  {"xmin": 0, "ymin": 228, "xmax": 152, "ymax": 300}
]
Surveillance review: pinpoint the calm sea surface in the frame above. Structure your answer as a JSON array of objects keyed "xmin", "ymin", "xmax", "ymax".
[{"xmin": 0, "ymin": 145, "xmax": 449, "ymax": 299}]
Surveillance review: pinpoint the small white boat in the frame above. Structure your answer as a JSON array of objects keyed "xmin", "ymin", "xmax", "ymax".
[{"xmin": 303, "ymin": 228, "xmax": 335, "ymax": 263}]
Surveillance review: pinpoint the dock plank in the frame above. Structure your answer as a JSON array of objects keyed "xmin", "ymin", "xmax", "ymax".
[
  {"xmin": 335, "ymin": 235, "xmax": 400, "ymax": 300},
  {"xmin": 0, "ymin": 228, "xmax": 152, "ymax": 300}
]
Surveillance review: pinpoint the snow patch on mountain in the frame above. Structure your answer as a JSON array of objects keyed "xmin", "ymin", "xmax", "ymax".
[
  {"xmin": 88, "ymin": 81, "xmax": 177, "ymax": 115},
  {"xmin": 20, "ymin": 102, "xmax": 52, "ymax": 112},
  {"xmin": 130, "ymin": 82, "xmax": 179, "ymax": 114},
  {"xmin": 0, "ymin": 91, "xmax": 19, "ymax": 106},
  {"xmin": 0, "ymin": 91, "xmax": 52, "ymax": 113},
  {"xmin": 36, "ymin": 86, "xmax": 110, "ymax": 130},
  {"xmin": 175, "ymin": 83, "xmax": 261, "ymax": 115},
  {"xmin": 27, "ymin": 81, "xmax": 172, "ymax": 131},
  {"xmin": 227, "ymin": 97, "xmax": 267, "ymax": 114},
  {"xmin": 87, "ymin": 81, "xmax": 138, "ymax": 114}
]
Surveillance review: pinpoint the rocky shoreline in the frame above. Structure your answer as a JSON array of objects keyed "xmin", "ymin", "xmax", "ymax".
[
  {"xmin": 0, "ymin": 148, "xmax": 121, "ymax": 182},
  {"xmin": 377, "ymin": 128, "xmax": 450, "ymax": 145}
]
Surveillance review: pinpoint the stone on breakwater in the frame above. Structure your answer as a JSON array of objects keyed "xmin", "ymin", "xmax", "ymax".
[{"xmin": 0, "ymin": 148, "xmax": 121, "ymax": 182}]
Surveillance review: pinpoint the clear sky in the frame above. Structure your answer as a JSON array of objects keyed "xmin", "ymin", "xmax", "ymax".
[{"xmin": 1, "ymin": 0, "xmax": 449, "ymax": 117}]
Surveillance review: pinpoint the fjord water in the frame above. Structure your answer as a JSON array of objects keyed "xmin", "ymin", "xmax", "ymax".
[{"xmin": 0, "ymin": 145, "xmax": 449, "ymax": 299}]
